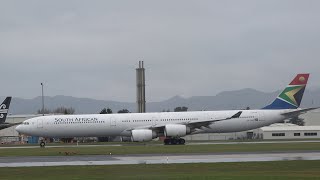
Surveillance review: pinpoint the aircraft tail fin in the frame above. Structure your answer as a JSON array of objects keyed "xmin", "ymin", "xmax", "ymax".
[
  {"xmin": 263, "ymin": 74, "xmax": 309, "ymax": 109},
  {"xmin": 0, "ymin": 97, "xmax": 12, "ymax": 123}
]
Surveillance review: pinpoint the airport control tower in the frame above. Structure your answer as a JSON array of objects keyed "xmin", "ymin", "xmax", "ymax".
[{"xmin": 136, "ymin": 61, "xmax": 146, "ymax": 113}]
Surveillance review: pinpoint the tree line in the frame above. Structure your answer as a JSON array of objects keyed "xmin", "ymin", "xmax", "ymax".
[
  {"xmin": 99, "ymin": 106, "xmax": 189, "ymax": 114},
  {"xmin": 37, "ymin": 107, "xmax": 75, "ymax": 115}
]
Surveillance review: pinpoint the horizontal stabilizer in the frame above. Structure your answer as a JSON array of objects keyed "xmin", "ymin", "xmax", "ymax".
[{"xmin": 281, "ymin": 107, "xmax": 319, "ymax": 117}]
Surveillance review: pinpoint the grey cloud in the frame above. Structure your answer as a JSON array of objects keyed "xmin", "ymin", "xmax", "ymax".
[{"xmin": 0, "ymin": 0, "xmax": 319, "ymax": 102}]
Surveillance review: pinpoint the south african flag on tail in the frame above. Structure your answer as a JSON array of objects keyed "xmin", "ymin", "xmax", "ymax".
[{"xmin": 263, "ymin": 74, "xmax": 309, "ymax": 109}]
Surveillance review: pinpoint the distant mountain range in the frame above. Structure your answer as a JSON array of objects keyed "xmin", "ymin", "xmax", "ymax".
[{"xmin": 3, "ymin": 88, "xmax": 320, "ymax": 115}]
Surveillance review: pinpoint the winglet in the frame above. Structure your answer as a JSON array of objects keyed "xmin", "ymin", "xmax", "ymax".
[
  {"xmin": 231, "ymin": 111, "xmax": 242, "ymax": 118},
  {"xmin": 0, "ymin": 97, "xmax": 12, "ymax": 123},
  {"xmin": 229, "ymin": 111, "xmax": 242, "ymax": 119}
]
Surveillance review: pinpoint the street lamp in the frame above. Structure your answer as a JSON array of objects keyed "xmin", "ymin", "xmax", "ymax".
[{"xmin": 41, "ymin": 83, "xmax": 44, "ymax": 116}]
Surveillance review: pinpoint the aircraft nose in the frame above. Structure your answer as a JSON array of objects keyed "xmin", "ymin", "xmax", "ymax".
[{"xmin": 15, "ymin": 125, "xmax": 23, "ymax": 133}]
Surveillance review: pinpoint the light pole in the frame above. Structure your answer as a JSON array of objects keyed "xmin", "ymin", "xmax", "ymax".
[{"xmin": 41, "ymin": 83, "xmax": 44, "ymax": 116}]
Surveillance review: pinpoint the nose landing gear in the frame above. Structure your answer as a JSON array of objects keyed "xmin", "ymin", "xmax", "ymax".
[{"xmin": 40, "ymin": 141, "xmax": 46, "ymax": 148}]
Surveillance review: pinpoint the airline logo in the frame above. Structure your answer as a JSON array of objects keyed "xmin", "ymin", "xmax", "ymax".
[
  {"xmin": 0, "ymin": 104, "xmax": 8, "ymax": 118},
  {"xmin": 277, "ymin": 74, "xmax": 309, "ymax": 108},
  {"xmin": 278, "ymin": 86, "xmax": 305, "ymax": 107},
  {"xmin": 299, "ymin": 76, "xmax": 306, "ymax": 82},
  {"xmin": 54, "ymin": 117, "xmax": 98, "ymax": 123}
]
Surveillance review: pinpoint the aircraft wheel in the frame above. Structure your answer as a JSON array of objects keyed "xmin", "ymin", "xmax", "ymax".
[
  {"xmin": 164, "ymin": 138, "xmax": 171, "ymax": 145},
  {"xmin": 164, "ymin": 138, "xmax": 185, "ymax": 145},
  {"xmin": 164, "ymin": 139, "xmax": 168, "ymax": 145},
  {"xmin": 178, "ymin": 138, "xmax": 185, "ymax": 145},
  {"xmin": 40, "ymin": 141, "xmax": 46, "ymax": 148},
  {"xmin": 171, "ymin": 139, "xmax": 177, "ymax": 145}
]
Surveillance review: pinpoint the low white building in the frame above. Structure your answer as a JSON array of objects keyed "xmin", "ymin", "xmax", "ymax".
[
  {"xmin": 5, "ymin": 114, "xmax": 40, "ymax": 124},
  {"xmin": 260, "ymin": 123, "xmax": 320, "ymax": 139}
]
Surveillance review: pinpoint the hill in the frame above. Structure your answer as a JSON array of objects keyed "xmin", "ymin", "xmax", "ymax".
[{"xmin": 3, "ymin": 88, "xmax": 320, "ymax": 114}]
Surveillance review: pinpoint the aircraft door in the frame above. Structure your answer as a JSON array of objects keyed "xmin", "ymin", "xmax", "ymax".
[
  {"xmin": 152, "ymin": 117, "xmax": 157, "ymax": 126},
  {"xmin": 110, "ymin": 117, "xmax": 116, "ymax": 127},
  {"xmin": 37, "ymin": 119, "xmax": 43, "ymax": 128},
  {"xmin": 258, "ymin": 111, "xmax": 265, "ymax": 121},
  {"xmin": 208, "ymin": 112, "xmax": 216, "ymax": 123}
]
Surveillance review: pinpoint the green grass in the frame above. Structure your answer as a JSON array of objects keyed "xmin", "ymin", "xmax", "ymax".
[
  {"xmin": 1, "ymin": 160, "xmax": 320, "ymax": 179},
  {"xmin": 0, "ymin": 142, "xmax": 320, "ymax": 157}
]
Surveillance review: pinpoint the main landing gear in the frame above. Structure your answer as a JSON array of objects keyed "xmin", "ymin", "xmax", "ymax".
[
  {"xmin": 40, "ymin": 141, "xmax": 46, "ymax": 148},
  {"xmin": 164, "ymin": 138, "xmax": 185, "ymax": 145}
]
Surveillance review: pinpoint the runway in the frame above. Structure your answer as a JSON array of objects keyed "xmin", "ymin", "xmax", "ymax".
[{"xmin": 0, "ymin": 151, "xmax": 320, "ymax": 167}]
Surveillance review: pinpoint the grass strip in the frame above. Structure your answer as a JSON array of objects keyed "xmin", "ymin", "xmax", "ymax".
[
  {"xmin": 0, "ymin": 142, "xmax": 320, "ymax": 156},
  {"xmin": 0, "ymin": 160, "xmax": 320, "ymax": 180}
]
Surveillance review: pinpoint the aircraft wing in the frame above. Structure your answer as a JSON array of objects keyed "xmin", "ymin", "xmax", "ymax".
[
  {"xmin": 185, "ymin": 111, "xmax": 242, "ymax": 130},
  {"xmin": 281, "ymin": 107, "xmax": 319, "ymax": 118},
  {"xmin": 128, "ymin": 111, "xmax": 243, "ymax": 132}
]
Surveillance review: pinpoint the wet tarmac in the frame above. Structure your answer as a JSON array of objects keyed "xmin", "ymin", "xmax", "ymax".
[{"xmin": 0, "ymin": 151, "xmax": 320, "ymax": 167}]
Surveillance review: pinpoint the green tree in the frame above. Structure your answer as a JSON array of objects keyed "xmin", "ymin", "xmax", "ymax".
[
  {"xmin": 100, "ymin": 108, "xmax": 113, "ymax": 114},
  {"xmin": 53, "ymin": 107, "xmax": 75, "ymax": 114},
  {"xmin": 106, "ymin": 108, "xmax": 113, "ymax": 114},
  {"xmin": 174, "ymin": 106, "xmax": 188, "ymax": 112},
  {"xmin": 118, "ymin": 109, "xmax": 130, "ymax": 113},
  {"xmin": 100, "ymin": 108, "xmax": 107, "ymax": 114},
  {"xmin": 37, "ymin": 108, "xmax": 51, "ymax": 114},
  {"xmin": 37, "ymin": 107, "xmax": 75, "ymax": 114}
]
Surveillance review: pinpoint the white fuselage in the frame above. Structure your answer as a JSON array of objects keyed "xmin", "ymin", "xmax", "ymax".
[{"xmin": 16, "ymin": 109, "xmax": 290, "ymax": 138}]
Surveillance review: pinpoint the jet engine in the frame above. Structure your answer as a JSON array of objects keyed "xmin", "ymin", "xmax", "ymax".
[
  {"xmin": 131, "ymin": 129, "xmax": 157, "ymax": 142},
  {"xmin": 164, "ymin": 124, "xmax": 190, "ymax": 137}
]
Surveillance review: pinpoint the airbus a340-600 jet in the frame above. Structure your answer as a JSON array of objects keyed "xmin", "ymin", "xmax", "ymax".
[{"xmin": 16, "ymin": 74, "xmax": 317, "ymax": 146}]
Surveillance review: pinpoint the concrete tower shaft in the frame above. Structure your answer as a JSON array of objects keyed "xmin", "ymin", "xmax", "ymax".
[{"xmin": 136, "ymin": 61, "xmax": 146, "ymax": 113}]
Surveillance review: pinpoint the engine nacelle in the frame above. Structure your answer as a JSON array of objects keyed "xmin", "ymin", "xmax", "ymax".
[
  {"xmin": 164, "ymin": 124, "xmax": 190, "ymax": 137},
  {"xmin": 131, "ymin": 129, "xmax": 157, "ymax": 142}
]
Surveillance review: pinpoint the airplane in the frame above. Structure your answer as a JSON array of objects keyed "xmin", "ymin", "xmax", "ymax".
[
  {"xmin": 0, "ymin": 97, "xmax": 20, "ymax": 130},
  {"xmin": 16, "ymin": 74, "xmax": 318, "ymax": 146}
]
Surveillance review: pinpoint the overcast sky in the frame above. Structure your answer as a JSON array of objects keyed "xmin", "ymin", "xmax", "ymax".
[{"xmin": 1, "ymin": 0, "xmax": 319, "ymax": 102}]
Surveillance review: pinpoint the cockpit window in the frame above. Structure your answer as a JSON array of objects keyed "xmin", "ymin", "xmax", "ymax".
[{"xmin": 23, "ymin": 122, "xmax": 30, "ymax": 125}]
